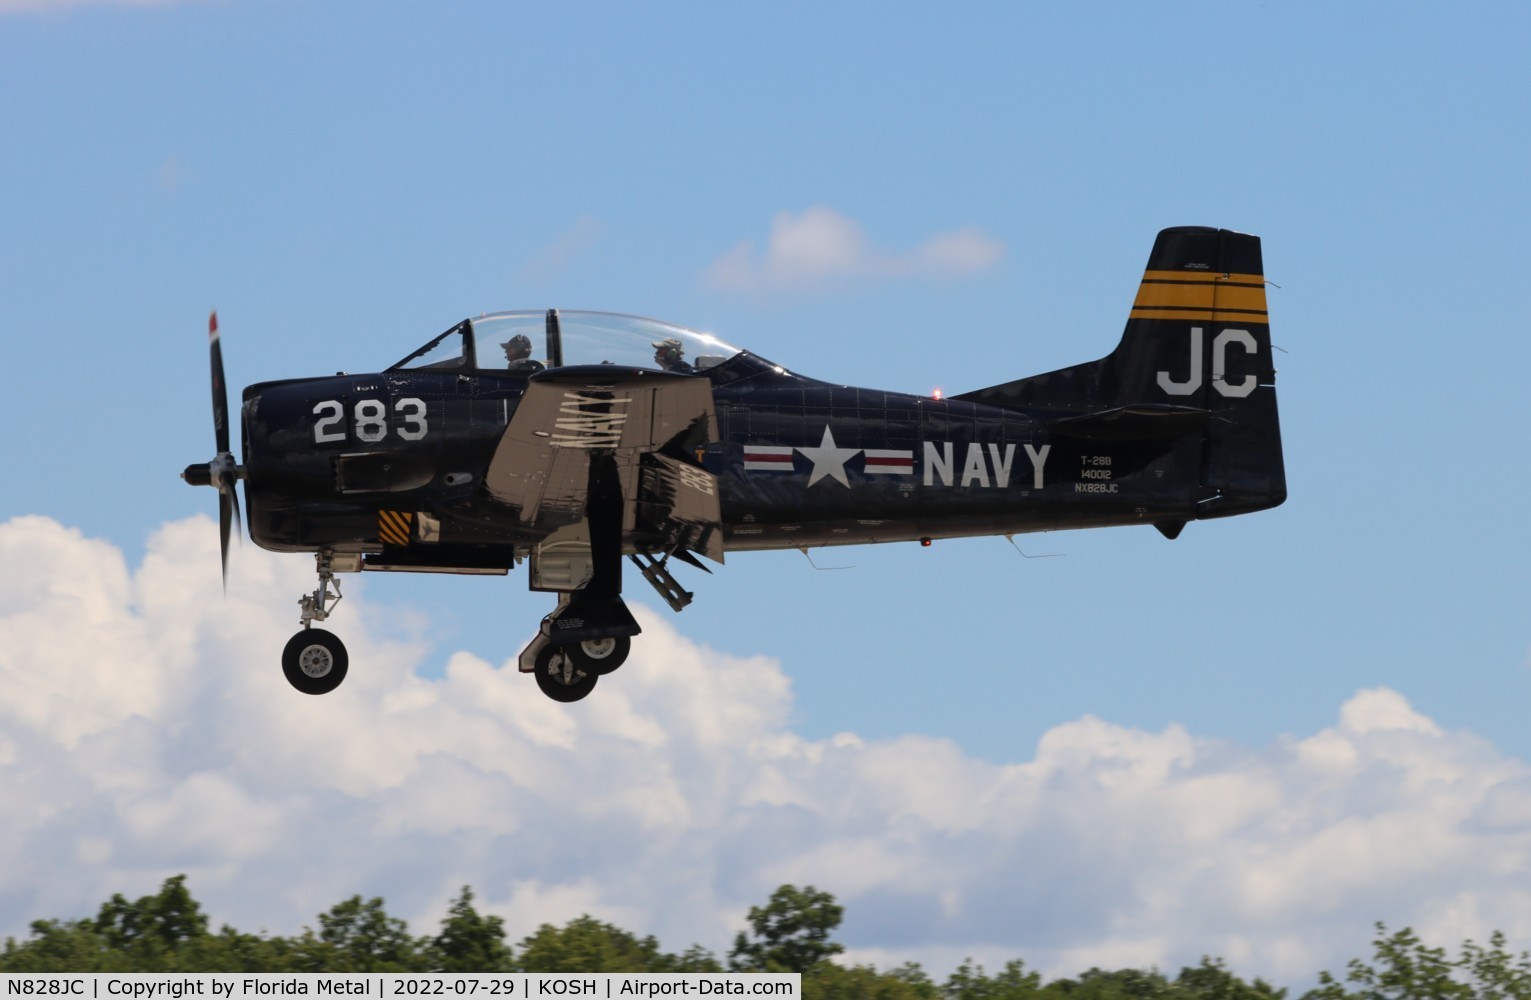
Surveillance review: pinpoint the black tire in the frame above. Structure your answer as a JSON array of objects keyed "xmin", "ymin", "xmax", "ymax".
[
  {"xmin": 282, "ymin": 628, "xmax": 349, "ymax": 695},
  {"xmin": 566, "ymin": 635, "xmax": 631, "ymax": 676},
  {"xmin": 533, "ymin": 643, "xmax": 598, "ymax": 703}
]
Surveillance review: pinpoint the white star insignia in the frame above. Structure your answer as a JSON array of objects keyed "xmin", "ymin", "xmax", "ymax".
[{"xmin": 796, "ymin": 425, "xmax": 861, "ymax": 487}]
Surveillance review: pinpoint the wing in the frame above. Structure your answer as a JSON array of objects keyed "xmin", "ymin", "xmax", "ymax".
[{"xmin": 483, "ymin": 366, "xmax": 722, "ymax": 561}]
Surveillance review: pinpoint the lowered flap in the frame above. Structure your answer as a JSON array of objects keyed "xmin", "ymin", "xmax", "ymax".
[{"xmin": 637, "ymin": 453, "xmax": 724, "ymax": 564}]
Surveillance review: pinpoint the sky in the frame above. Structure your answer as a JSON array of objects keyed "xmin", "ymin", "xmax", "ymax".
[{"xmin": 1, "ymin": 0, "xmax": 1529, "ymax": 986}]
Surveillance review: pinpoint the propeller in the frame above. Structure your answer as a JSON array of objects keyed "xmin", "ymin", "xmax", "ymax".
[{"xmin": 181, "ymin": 311, "xmax": 245, "ymax": 589}]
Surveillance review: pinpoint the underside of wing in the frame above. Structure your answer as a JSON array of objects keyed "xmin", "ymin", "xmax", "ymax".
[{"xmin": 484, "ymin": 366, "xmax": 722, "ymax": 561}]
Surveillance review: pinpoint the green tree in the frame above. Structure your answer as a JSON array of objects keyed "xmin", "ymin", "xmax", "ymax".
[
  {"xmin": 178, "ymin": 926, "xmax": 300, "ymax": 973},
  {"xmin": 1457, "ymin": 932, "xmax": 1531, "ymax": 1000},
  {"xmin": 291, "ymin": 895, "xmax": 423, "ymax": 972},
  {"xmin": 88, "ymin": 874, "xmax": 211, "ymax": 970},
  {"xmin": 730, "ymin": 884, "xmax": 846, "ymax": 974},
  {"xmin": 514, "ymin": 914, "xmax": 718, "ymax": 973},
  {"xmin": 944, "ymin": 959, "xmax": 1045, "ymax": 1000},
  {"xmin": 1174, "ymin": 958, "xmax": 1287, "ymax": 1000},
  {"xmin": 804, "ymin": 961, "xmax": 941, "ymax": 1000},
  {"xmin": 429, "ymin": 887, "xmax": 513, "ymax": 973},
  {"xmin": 0, "ymin": 918, "xmax": 123, "ymax": 972},
  {"xmin": 1305, "ymin": 924, "xmax": 1531, "ymax": 1000},
  {"xmin": 1043, "ymin": 966, "xmax": 1178, "ymax": 1000}
]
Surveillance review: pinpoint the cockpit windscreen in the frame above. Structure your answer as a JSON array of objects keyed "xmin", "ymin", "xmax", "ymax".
[{"xmin": 388, "ymin": 311, "xmax": 743, "ymax": 376}]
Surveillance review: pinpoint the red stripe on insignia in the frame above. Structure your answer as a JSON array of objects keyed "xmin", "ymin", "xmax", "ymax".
[
  {"xmin": 744, "ymin": 445, "xmax": 795, "ymax": 470},
  {"xmin": 862, "ymin": 450, "xmax": 913, "ymax": 474}
]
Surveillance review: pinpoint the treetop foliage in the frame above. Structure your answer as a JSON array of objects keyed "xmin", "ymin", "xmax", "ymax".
[
  {"xmin": 2, "ymin": 877, "xmax": 1526, "ymax": 1000},
  {"xmin": 729, "ymin": 884, "xmax": 845, "ymax": 973},
  {"xmin": 1302, "ymin": 923, "xmax": 1531, "ymax": 1000}
]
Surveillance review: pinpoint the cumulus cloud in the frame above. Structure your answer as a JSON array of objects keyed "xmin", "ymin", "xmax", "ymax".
[
  {"xmin": 2, "ymin": 514, "xmax": 1531, "ymax": 986},
  {"xmin": 705, "ymin": 207, "xmax": 1003, "ymax": 295}
]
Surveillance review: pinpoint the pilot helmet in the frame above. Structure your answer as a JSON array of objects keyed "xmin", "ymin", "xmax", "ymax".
[
  {"xmin": 652, "ymin": 337, "xmax": 683, "ymax": 362},
  {"xmin": 502, "ymin": 333, "xmax": 532, "ymax": 355}
]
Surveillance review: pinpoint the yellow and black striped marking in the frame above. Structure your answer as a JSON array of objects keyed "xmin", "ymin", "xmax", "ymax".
[
  {"xmin": 378, "ymin": 510, "xmax": 414, "ymax": 547},
  {"xmin": 1130, "ymin": 270, "xmax": 1269, "ymax": 325}
]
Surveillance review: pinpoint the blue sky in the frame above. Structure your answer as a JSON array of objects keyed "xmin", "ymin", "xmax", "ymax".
[{"xmin": 2, "ymin": 0, "xmax": 1530, "ymax": 984}]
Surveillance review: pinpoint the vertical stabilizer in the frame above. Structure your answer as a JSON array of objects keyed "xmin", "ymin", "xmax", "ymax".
[{"xmin": 955, "ymin": 226, "xmax": 1286, "ymax": 517}]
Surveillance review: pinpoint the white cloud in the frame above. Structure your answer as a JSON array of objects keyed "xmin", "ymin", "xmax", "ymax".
[
  {"xmin": 2, "ymin": 513, "xmax": 1531, "ymax": 986},
  {"xmin": 705, "ymin": 207, "xmax": 1003, "ymax": 295}
]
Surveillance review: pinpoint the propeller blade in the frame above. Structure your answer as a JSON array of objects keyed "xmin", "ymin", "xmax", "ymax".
[
  {"xmin": 219, "ymin": 489, "xmax": 233, "ymax": 591},
  {"xmin": 216, "ymin": 454, "xmax": 243, "ymax": 592},
  {"xmin": 195, "ymin": 311, "xmax": 243, "ymax": 591},
  {"xmin": 210, "ymin": 311, "xmax": 230, "ymax": 457},
  {"xmin": 227, "ymin": 474, "xmax": 243, "ymax": 540}
]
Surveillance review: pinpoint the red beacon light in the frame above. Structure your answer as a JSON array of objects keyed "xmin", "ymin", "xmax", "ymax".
[
  {"xmin": 932, "ymin": 387, "xmax": 944, "ymax": 401},
  {"xmin": 920, "ymin": 537, "xmax": 932, "ymax": 547}
]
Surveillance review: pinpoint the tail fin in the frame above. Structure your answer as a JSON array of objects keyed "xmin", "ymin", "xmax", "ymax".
[{"xmin": 955, "ymin": 226, "xmax": 1286, "ymax": 517}]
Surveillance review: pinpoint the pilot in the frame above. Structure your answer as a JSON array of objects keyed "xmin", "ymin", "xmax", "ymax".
[
  {"xmin": 652, "ymin": 337, "xmax": 693, "ymax": 373},
  {"xmin": 502, "ymin": 334, "xmax": 541, "ymax": 371}
]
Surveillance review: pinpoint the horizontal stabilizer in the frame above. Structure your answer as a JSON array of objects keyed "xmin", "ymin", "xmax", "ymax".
[{"xmin": 1052, "ymin": 403, "xmax": 1210, "ymax": 441}]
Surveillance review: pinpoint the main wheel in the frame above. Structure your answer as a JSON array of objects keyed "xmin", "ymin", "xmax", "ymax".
[
  {"xmin": 533, "ymin": 643, "xmax": 599, "ymax": 703},
  {"xmin": 282, "ymin": 628, "xmax": 349, "ymax": 695},
  {"xmin": 566, "ymin": 635, "xmax": 631, "ymax": 676}
]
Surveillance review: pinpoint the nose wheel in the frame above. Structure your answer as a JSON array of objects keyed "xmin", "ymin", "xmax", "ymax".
[
  {"xmin": 280, "ymin": 551, "xmax": 351, "ymax": 695},
  {"xmin": 282, "ymin": 628, "xmax": 349, "ymax": 695}
]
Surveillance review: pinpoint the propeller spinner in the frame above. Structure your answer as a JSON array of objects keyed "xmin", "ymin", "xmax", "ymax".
[{"xmin": 181, "ymin": 311, "xmax": 246, "ymax": 588}]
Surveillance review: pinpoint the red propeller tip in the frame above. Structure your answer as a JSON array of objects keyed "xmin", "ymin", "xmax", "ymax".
[{"xmin": 209, "ymin": 311, "xmax": 219, "ymax": 336}]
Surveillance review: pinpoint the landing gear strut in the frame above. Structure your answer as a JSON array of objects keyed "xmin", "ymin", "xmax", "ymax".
[
  {"xmin": 517, "ymin": 452, "xmax": 645, "ymax": 702},
  {"xmin": 282, "ymin": 551, "xmax": 351, "ymax": 695}
]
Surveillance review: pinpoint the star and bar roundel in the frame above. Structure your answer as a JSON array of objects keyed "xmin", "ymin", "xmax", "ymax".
[{"xmin": 743, "ymin": 425, "xmax": 913, "ymax": 487}]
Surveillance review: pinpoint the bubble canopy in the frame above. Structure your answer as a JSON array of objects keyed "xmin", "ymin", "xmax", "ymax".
[{"xmin": 388, "ymin": 310, "xmax": 745, "ymax": 375}]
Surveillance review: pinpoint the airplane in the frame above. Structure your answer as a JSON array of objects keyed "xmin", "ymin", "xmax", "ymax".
[{"xmin": 182, "ymin": 226, "xmax": 1285, "ymax": 703}]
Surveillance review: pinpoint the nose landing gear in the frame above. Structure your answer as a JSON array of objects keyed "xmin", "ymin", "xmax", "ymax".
[{"xmin": 282, "ymin": 551, "xmax": 351, "ymax": 695}]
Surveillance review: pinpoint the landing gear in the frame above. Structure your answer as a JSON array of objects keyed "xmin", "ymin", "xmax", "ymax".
[
  {"xmin": 298, "ymin": 551, "xmax": 345, "ymax": 629},
  {"xmin": 518, "ymin": 581, "xmax": 639, "ymax": 701},
  {"xmin": 532, "ymin": 643, "xmax": 600, "ymax": 703},
  {"xmin": 282, "ymin": 551, "xmax": 352, "ymax": 695},
  {"xmin": 282, "ymin": 628, "xmax": 349, "ymax": 695},
  {"xmin": 516, "ymin": 524, "xmax": 710, "ymax": 700},
  {"xmin": 568, "ymin": 635, "xmax": 630, "ymax": 675},
  {"xmin": 517, "ymin": 451, "xmax": 648, "ymax": 702}
]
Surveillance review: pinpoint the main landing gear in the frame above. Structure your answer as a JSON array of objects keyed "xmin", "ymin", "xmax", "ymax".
[
  {"xmin": 516, "ymin": 550, "xmax": 694, "ymax": 703},
  {"xmin": 518, "ymin": 592, "xmax": 639, "ymax": 703},
  {"xmin": 281, "ymin": 551, "xmax": 350, "ymax": 695},
  {"xmin": 273, "ymin": 531, "xmax": 695, "ymax": 703}
]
